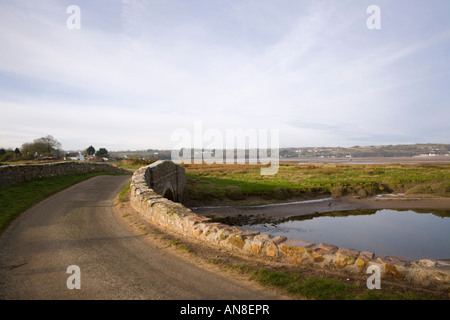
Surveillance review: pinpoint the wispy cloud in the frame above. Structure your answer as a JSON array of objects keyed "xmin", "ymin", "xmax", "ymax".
[{"xmin": 0, "ymin": 0, "xmax": 449, "ymax": 150}]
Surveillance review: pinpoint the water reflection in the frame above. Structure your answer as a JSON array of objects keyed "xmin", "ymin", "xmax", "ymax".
[{"xmin": 245, "ymin": 209, "xmax": 450, "ymax": 261}]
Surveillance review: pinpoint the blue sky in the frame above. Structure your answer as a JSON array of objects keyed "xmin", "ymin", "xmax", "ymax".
[{"xmin": 0, "ymin": 0, "xmax": 449, "ymax": 151}]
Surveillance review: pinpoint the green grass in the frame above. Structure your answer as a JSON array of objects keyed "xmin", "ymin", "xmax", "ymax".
[
  {"xmin": 252, "ymin": 268, "xmax": 356, "ymax": 300},
  {"xmin": 169, "ymin": 240, "xmax": 192, "ymax": 252},
  {"xmin": 114, "ymin": 158, "xmax": 158, "ymax": 170},
  {"xmin": 182, "ymin": 163, "xmax": 450, "ymax": 203},
  {"xmin": 118, "ymin": 180, "xmax": 131, "ymax": 202},
  {"xmin": 114, "ymin": 162, "xmax": 143, "ymax": 170},
  {"xmin": 248, "ymin": 267, "xmax": 428, "ymax": 300},
  {"xmin": 0, "ymin": 172, "xmax": 127, "ymax": 234}
]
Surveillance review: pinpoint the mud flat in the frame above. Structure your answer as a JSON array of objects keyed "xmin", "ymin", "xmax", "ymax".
[{"xmin": 191, "ymin": 195, "xmax": 450, "ymax": 222}]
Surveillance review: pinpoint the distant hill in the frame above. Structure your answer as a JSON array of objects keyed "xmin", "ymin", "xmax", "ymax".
[
  {"xmin": 279, "ymin": 144, "xmax": 450, "ymax": 158},
  {"xmin": 108, "ymin": 144, "xmax": 450, "ymax": 161}
]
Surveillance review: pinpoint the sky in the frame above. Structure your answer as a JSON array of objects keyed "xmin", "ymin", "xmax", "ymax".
[{"xmin": 0, "ymin": 0, "xmax": 449, "ymax": 151}]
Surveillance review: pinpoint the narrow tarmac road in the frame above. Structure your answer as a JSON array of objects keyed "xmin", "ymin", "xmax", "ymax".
[{"xmin": 0, "ymin": 175, "xmax": 284, "ymax": 300}]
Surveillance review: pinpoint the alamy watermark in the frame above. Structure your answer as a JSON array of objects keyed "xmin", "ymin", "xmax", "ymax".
[
  {"xmin": 66, "ymin": 4, "xmax": 381, "ymax": 31},
  {"xmin": 66, "ymin": 5, "xmax": 81, "ymax": 30},
  {"xmin": 367, "ymin": 5, "xmax": 381, "ymax": 30},
  {"xmin": 66, "ymin": 265, "xmax": 81, "ymax": 289},
  {"xmin": 171, "ymin": 122, "xmax": 279, "ymax": 175},
  {"xmin": 366, "ymin": 265, "xmax": 381, "ymax": 289}
]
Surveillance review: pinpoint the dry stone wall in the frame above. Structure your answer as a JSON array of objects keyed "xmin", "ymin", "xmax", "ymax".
[
  {"xmin": 131, "ymin": 161, "xmax": 450, "ymax": 291},
  {"xmin": 0, "ymin": 161, "xmax": 129, "ymax": 187}
]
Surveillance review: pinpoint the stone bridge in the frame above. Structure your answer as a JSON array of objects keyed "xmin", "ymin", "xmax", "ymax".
[
  {"xmin": 130, "ymin": 160, "xmax": 450, "ymax": 291},
  {"xmin": 142, "ymin": 160, "xmax": 186, "ymax": 202}
]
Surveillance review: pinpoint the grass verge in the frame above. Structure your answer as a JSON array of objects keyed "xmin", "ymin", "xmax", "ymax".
[
  {"xmin": 233, "ymin": 266, "xmax": 429, "ymax": 300},
  {"xmin": 169, "ymin": 240, "xmax": 192, "ymax": 253},
  {"xmin": 0, "ymin": 171, "xmax": 127, "ymax": 234},
  {"xmin": 114, "ymin": 158, "xmax": 158, "ymax": 171},
  {"xmin": 118, "ymin": 180, "xmax": 131, "ymax": 203}
]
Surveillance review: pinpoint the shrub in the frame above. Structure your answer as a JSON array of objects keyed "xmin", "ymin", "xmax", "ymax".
[
  {"xmin": 183, "ymin": 185, "xmax": 222, "ymax": 201},
  {"xmin": 356, "ymin": 188, "xmax": 369, "ymax": 198},
  {"xmin": 272, "ymin": 187, "xmax": 291, "ymax": 200},
  {"xmin": 224, "ymin": 185, "xmax": 247, "ymax": 200},
  {"xmin": 405, "ymin": 184, "xmax": 433, "ymax": 195},
  {"xmin": 331, "ymin": 186, "xmax": 348, "ymax": 198},
  {"xmin": 406, "ymin": 183, "xmax": 450, "ymax": 196},
  {"xmin": 0, "ymin": 152, "xmax": 18, "ymax": 162}
]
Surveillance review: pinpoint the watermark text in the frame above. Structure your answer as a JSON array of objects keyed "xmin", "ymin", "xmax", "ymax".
[
  {"xmin": 66, "ymin": 5, "xmax": 81, "ymax": 30},
  {"xmin": 66, "ymin": 265, "xmax": 81, "ymax": 289},
  {"xmin": 171, "ymin": 122, "xmax": 279, "ymax": 175}
]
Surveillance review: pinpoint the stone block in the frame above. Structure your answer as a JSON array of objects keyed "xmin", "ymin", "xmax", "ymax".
[
  {"xmin": 251, "ymin": 242, "xmax": 263, "ymax": 255},
  {"xmin": 322, "ymin": 254, "xmax": 336, "ymax": 266},
  {"xmin": 358, "ymin": 251, "xmax": 375, "ymax": 261},
  {"xmin": 253, "ymin": 234, "xmax": 272, "ymax": 242},
  {"xmin": 240, "ymin": 230, "xmax": 260, "ymax": 239},
  {"xmin": 377, "ymin": 255, "xmax": 409, "ymax": 279},
  {"xmin": 355, "ymin": 258, "xmax": 366, "ymax": 269},
  {"xmin": 264, "ymin": 241, "xmax": 280, "ymax": 257},
  {"xmin": 191, "ymin": 225, "xmax": 203, "ymax": 237},
  {"xmin": 290, "ymin": 256, "xmax": 303, "ymax": 264},
  {"xmin": 246, "ymin": 235, "xmax": 285, "ymax": 258},
  {"xmin": 418, "ymin": 259, "xmax": 437, "ymax": 268},
  {"xmin": 355, "ymin": 251, "xmax": 375, "ymax": 269},
  {"xmin": 183, "ymin": 215, "xmax": 211, "ymax": 228},
  {"xmin": 314, "ymin": 243, "xmax": 339, "ymax": 254},
  {"xmin": 272, "ymin": 236, "xmax": 287, "ymax": 244},
  {"xmin": 335, "ymin": 248, "xmax": 360, "ymax": 268},
  {"xmin": 227, "ymin": 234, "xmax": 245, "ymax": 249},
  {"xmin": 377, "ymin": 255, "xmax": 409, "ymax": 266},
  {"xmin": 308, "ymin": 249, "xmax": 324, "ymax": 263},
  {"xmin": 279, "ymin": 239, "xmax": 315, "ymax": 258}
]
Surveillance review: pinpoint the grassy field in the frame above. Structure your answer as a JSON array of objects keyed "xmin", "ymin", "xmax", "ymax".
[
  {"xmin": 113, "ymin": 158, "xmax": 158, "ymax": 170},
  {"xmin": 0, "ymin": 171, "xmax": 129, "ymax": 234},
  {"xmin": 182, "ymin": 163, "xmax": 450, "ymax": 205}
]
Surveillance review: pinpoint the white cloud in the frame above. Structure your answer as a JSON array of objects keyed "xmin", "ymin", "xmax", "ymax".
[{"xmin": 0, "ymin": 0, "xmax": 449, "ymax": 150}]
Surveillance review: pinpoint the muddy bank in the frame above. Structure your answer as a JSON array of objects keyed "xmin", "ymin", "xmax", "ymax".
[{"xmin": 190, "ymin": 195, "xmax": 450, "ymax": 224}]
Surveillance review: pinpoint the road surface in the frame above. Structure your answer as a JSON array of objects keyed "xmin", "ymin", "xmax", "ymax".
[{"xmin": 0, "ymin": 175, "xmax": 285, "ymax": 300}]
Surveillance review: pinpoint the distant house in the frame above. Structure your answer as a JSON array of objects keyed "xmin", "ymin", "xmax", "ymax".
[{"xmin": 65, "ymin": 151, "xmax": 85, "ymax": 161}]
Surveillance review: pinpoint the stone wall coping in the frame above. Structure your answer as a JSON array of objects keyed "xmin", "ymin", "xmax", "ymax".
[{"xmin": 0, "ymin": 161, "xmax": 129, "ymax": 187}]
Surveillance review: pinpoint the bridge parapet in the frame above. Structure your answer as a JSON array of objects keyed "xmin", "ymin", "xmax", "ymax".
[{"xmin": 141, "ymin": 160, "xmax": 186, "ymax": 202}]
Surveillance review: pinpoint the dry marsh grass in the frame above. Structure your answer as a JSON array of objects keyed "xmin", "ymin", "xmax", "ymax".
[{"xmin": 182, "ymin": 163, "xmax": 450, "ymax": 205}]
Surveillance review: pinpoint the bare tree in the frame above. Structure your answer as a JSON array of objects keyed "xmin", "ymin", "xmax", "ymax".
[{"xmin": 21, "ymin": 135, "xmax": 63, "ymax": 158}]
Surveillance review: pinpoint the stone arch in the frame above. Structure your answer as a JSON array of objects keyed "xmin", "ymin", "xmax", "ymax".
[
  {"xmin": 162, "ymin": 181, "xmax": 176, "ymax": 201},
  {"xmin": 163, "ymin": 188, "xmax": 175, "ymax": 201}
]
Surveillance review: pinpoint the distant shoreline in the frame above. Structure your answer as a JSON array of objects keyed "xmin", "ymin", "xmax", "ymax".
[{"xmin": 280, "ymin": 155, "xmax": 450, "ymax": 165}]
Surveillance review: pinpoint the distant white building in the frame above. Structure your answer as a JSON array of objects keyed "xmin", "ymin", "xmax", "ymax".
[
  {"xmin": 65, "ymin": 151, "xmax": 85, "ymax": 161},
  {"xmin": 418, "ymin": 153, "xmax": 437, "ymax": 157}
]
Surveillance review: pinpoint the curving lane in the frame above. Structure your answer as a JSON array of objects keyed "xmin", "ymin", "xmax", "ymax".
[{"xmin": 0, "ymin": 175, "xmax": 284, "ymax": 300}]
